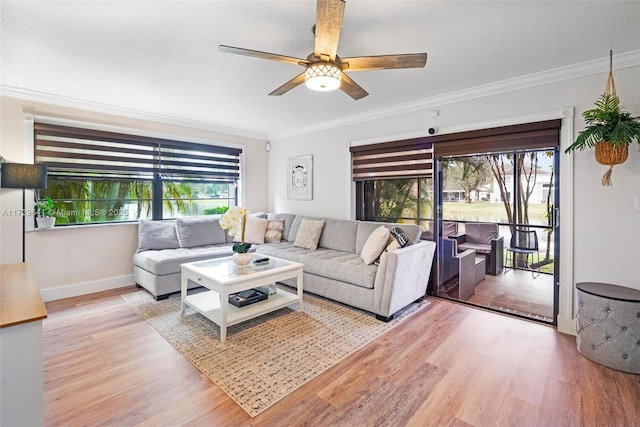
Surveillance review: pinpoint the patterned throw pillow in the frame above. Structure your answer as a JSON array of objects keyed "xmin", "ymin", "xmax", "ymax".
[
  {"xmin": 293, "ymin": 219, "xmax": 325, "ymax": 250},
  {"xmin": 390, "ymin": 227, "xmax": 411, "ymax": 247},
  {"xmin": 264, "ymin": 220, "xmax": 285, "ymax": 243},
  {"xmin": 384, "ymin": 227, "xmax": 411, "ymax": 253}
]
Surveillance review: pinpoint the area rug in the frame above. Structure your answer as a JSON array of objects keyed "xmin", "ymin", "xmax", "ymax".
[{"xmin": 122, "ymin": 288, "xmax": 429, "ymax": 417}]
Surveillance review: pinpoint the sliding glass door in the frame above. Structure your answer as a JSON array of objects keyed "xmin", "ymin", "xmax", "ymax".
[
  {"xmin": 435, "ymin": 149, "xmax": 559, "ymax": 324},
  {"xmin": 351, "ymin": 119, "xmax": 562, "ymax": 324}
]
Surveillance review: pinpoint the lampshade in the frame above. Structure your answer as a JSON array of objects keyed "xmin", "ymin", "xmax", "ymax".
[
  {"xmin": 304, "ymin": 63, "xmax": 342, "ymax": 92},
  {"xmin": 1, "ymin": 163, "xmax": 48, "ymax": 189}
]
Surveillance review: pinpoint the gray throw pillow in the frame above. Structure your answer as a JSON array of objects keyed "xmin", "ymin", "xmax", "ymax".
[
  {"xmin": 137, "ymin": 220, "xmax": 179, "ymax": 252},
  {"xmin": 176, "ymin": 216, "xmax": 227, "ymax": 248}
]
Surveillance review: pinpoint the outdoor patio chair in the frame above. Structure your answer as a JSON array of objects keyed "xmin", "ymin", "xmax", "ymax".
[
  {"xmin": 442, "ymin": 221, "xmax": 458, "ymax": 239},
  {"xmin": 450, "ymin": 222, "xmax": 504, "ymax": 275},
  {"xmin": 505, "ymin": 228, "xmax": 540, "ymax": 278},
  {"xmin": 439, "ymin": 238, "xmax": 485, "ymax": 301}
]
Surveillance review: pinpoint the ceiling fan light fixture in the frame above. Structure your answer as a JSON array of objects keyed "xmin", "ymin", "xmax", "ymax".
[{"xmin": 304, "ymin": 62, "xmax": 342, "ymax": 92}]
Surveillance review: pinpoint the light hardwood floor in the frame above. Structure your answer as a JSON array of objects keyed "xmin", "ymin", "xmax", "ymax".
[
  {"xmin": 43, "ymin": 286, "xmax": 640, "ymax": 426},
  {"xmin": 468, "ymin": 269, "xmax": 555, "ymax": 322}
]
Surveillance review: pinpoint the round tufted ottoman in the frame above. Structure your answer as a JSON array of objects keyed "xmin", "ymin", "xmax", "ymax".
[{"xmin": 576, "ymin": 282, "xmax": 640, "ymax": 374}]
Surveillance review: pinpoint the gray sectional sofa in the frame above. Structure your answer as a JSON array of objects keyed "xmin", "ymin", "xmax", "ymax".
[{"xmin": 133, "ymin": 213, "xmax": 436, "ymax": 320}]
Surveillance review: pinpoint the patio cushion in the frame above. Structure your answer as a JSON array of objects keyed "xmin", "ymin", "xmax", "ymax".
[
  {"xmin": 457, "ymin": 242, "xmax": 491, "ymax": 255},
  {"xmin": 465, "ymin": 223, "xmax": 498, "ymax": 244}
]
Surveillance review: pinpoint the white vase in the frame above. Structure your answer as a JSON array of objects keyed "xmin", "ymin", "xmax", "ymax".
[
  {"xmin": 36, "ymin": 217, "xmax": 56, "ymax": 229},
  {"xmin": 232, "ymin": 252, "xmax": 252, "ymax": 267}
]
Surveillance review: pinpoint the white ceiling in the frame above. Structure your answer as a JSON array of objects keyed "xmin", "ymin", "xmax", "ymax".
[{"xmin": 1, "ymin": 1, "xmax": 639, "ymax": 139}]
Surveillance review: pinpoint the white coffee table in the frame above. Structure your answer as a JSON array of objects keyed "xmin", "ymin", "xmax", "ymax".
[{"xmin": 180, "ymin": 254, "xmax": 304, "ymax": 341}]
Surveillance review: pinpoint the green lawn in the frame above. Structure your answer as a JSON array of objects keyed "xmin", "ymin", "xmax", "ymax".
[
  {"xmin": 443, "ymin": 201, "xmax": 550, "ymax": 226},
  {"xmin": 443, "ymin": 201, "xmax": 555, "ymax": 274}
]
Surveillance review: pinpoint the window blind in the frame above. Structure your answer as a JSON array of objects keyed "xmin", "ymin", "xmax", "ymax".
[
  {"xmin": 34, "ymin": 123, "xmax": 242, "ymax": 183},
  {"xmin": 350, "ymin": 137, "xmax": 433, "ymax": 180},
  {"xmin": 432, "ymin": 120, "xmax": 561, "ymax": 158}
]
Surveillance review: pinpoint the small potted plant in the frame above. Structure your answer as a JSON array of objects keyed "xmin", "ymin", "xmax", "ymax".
[
  {"xmin": 219, "ymin": 206, "xmax": 252, "ymax": 266},
  {"xmin": 36, "ymin": 196, "xmax": 56, "ymax": 229}
]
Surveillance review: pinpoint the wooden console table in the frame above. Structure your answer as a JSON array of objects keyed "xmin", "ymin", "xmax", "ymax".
[{"xmin": 1, "ymin": 263, "xmax": 48, "ymax": 426}]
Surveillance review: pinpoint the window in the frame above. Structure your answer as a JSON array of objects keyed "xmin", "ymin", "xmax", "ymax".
[
  {"xmin": 359, "ymin": 177, "xmax": 433, "ymax": 232},
  {"xmin": 351, "ymin": 137, "xmax": 434, "ymax": 236},
  {"xmin": 34, "ymin": 123, "xmax": 241, "ymax": 225}
]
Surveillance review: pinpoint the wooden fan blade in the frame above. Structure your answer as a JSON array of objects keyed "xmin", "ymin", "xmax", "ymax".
[
  {"xmin": 314, "ymin": 0, "xmax": 345, "ymax": 61},
  {"xmin": 219, "ymin": 45, "xmax": 308, "ymax": 66},
  {"xmin": 269, "ymin": 72, "xmax": 307, "ymax": 96},
  {"xmin": 341, "ymin": 53, "xmax": 428, "ymax": 71},
  {"xmin": 340, "ymin": 73, "xmax": 368, "ymax": 100}
]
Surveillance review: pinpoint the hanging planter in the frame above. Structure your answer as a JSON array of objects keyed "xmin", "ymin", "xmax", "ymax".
[
  {"xmin": 564, "ymin": 50, "xmax": 640, "ymax": 186},
  {"xmin": 595, "ymin": 141, "xmax": 628, "ymax": 166}
]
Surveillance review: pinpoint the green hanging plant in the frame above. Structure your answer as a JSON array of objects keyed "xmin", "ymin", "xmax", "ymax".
[
  {"xmin": 564, "ymin": 50, "xmax": 640, "ymax": 186},
  {"xmin": 565, "ymin": 93, "xmax": 640, "ymax": 152}
]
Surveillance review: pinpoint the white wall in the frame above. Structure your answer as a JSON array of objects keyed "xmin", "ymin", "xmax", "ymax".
[
  {"xmin": 0, "ymin": 96, "xmax": 269, "ymax": 299},
  {"xmin": 2, "ymin": 66, "xmax": 638, "ymax": 330},
  {"xmin": 268, "ymin": 66, "xmax": 640, "ymax": 333}
]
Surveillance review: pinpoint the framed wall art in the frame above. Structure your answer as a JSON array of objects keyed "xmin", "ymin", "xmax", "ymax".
[{"xmin": 287, "ymin": 155, "xmax": 313, "ymax": 200}]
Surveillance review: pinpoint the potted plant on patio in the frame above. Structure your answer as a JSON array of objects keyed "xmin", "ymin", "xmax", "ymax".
[
  {"xmin": 36, "ymin": 196, "xmax": 56, "ymax": 229},
  {"xmin": 564, "ymin": 51, "xmax": 640, "ymax": 186}
]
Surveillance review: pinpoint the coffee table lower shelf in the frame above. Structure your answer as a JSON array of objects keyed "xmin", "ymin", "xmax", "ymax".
[{"xmin": 184, "ymin": 288, "xmax": 300, "ymax": 329}]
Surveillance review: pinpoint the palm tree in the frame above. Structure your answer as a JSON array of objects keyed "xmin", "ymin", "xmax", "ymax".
[
  {"xmin": 163, "ymin": 182, "xmax": 194, "ymax": 216},
  {"xmin": 129, "ymin": 181, "xmax": 152, "ymax": 219},
  {"xmin": 369, "ymin": 179, "xmax": 418, "ymax": 221},
  {"xmin": 446, "ymin": 158, "xmax": 491, "ymax": 203}
]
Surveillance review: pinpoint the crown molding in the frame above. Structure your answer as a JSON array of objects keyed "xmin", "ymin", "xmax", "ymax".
[
  {"xmin": 3, "ymin": 50, "xmax": 638, "ymax": 143},
  {"xmin": 268, "ymin": 49, "xmax": 640, "ymax": 141},
  {"xmin": 350, "ymin": 107, "xmax": 575, "ymax": 147},
  {"xmin": 0, "ymin": 86, "xmax": 268, "ymax": 141}
]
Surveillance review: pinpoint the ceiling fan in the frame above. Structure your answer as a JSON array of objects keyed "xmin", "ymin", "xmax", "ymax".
[{"xmin": 219, "ymin": 0, "xmax": 427, "ymax": 100}]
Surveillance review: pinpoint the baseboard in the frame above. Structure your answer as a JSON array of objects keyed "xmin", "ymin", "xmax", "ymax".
[
  {"xmin": 557, "ymin": 315, "xmax": 576, "ymax": 336},
  {"xmin": 40, "ymin": 274, "xmax": 134, "ymax": 302}
]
